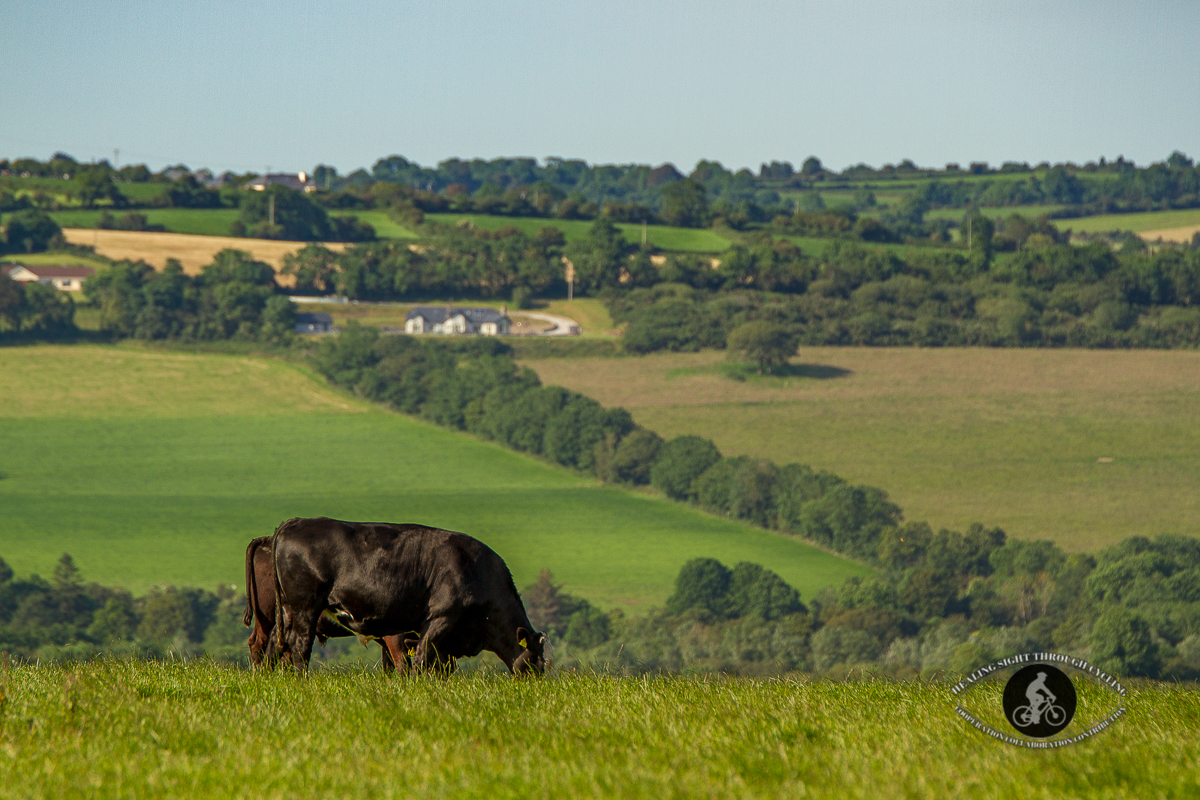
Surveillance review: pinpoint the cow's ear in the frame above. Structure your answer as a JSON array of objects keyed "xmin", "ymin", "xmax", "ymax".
[{"xmin": 517, "ymin": 626, "xmax": 530, "ymax": 648}]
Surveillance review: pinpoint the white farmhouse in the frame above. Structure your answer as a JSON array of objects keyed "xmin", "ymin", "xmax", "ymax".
[
  {"xmin": 1, "ymin": 264, "xmax": 94, "ymax": 291},
  {"xmin": 405, "ymin": 306, "xmax": 511, "ymax": 336}
]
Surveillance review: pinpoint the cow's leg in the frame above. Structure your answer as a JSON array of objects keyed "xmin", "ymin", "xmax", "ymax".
[
  {"xmin": 414, "ymin": 615, "xmax": 457, "ymax": 675},
  {"xmin": 380, "ymin": 639, "xmax": 397, "ymax": 674},
  {"xmin": 281, "ymin": 607, "xmax": 321, "ymax": 671},
  {"xmin": 248, "ymin": 625, "xmax": 267, "ymax": 667}
]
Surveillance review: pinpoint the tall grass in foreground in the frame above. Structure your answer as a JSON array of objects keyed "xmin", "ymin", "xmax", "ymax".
[{"xmin": 0, "ymin": 661, "xmax": 1195, "ymax": 799}]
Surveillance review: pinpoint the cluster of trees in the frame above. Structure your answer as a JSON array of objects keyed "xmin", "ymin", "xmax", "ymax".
[
  {"xmin": 314, "ymin": 328, "xmax": 647, "ymax": 477},
  {"xmin": 1, "ymin": 208, "xmax": 63, "ymax": 254},
  {"xmin": 0, "ymin": 270, "xmax": 77, "ymax": 338},
  {"xmin": 0, "ymin": 554, "xmax": 249, "ymax": 663},
  {"xmin": 610, "ymin": 234, "xmax": 1200, "ymax": 351},
  {"xmin": 549, "ymin": 531, "xmax": 1200, "ymax": 681},
  {"xmin": 83, "ymin": 250, "xmax": 296, "ymax": 342},
  {"xmin": 0, "ymin": 210, "xmax": 77, "ymax": 339},
  {"xmin": 284, "ymin": 223, "xmax": 567, "ymax": 301},
  {"xmin": 228, "ymin": 186, "xmax": 376, "ymax": 242}
]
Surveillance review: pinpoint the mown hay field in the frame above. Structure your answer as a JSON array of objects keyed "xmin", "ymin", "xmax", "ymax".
[
  {"xmin": 0, "ymin": 661, "xmax": 1194, "ymax": 799},
  {"xmin": 522, "ymin": 347, "xmax": 1200, "ymax": 551},
  {"xmin": 0, "ymin": 345, "xmax": 868, "ymax": 605},
  {"xmin": 58, "ymin": 229, "xmax": 346, "ymax": 275}
]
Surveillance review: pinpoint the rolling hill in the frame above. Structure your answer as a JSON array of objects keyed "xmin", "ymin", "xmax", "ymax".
[{"xmin": 0, "ymin": 345, "xmax": 869, "ymax": 607}]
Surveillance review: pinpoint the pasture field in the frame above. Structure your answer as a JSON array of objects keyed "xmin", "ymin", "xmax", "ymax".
[
  {"xmin": 58, "ymin": 229, "xmax": 346, "ymax": 274},
  {"xmin": 0, "ymin": 661, "xmax": 1194, "ymax": 799},
  {"xmin": 1060, "ymin": 208, "xmax": 1200, "ymax": 236},
  {"xmin": 326, "ymin": 209, "xmax": 419, "ymax": 239},
  {"xmin": 0, "ymin": 176, "xmax": 165, "ymax": 205},
  {"xmin": 47, "ymin": 208, "xmax": 241, "ymax": 237},
  {"xmin": 538, "ymin": 298, "xmax": 616, "ymax": 334},
  {"xmin": 777, "ymin": 234, "xmax": 945, "ymax": 260},
  {"xmin": 425, "ymin": 213, "xmax": 733, "ymax": 252},
  {"xmin": 925, "ymin": 204, "xmax": 1066, "ymax": 224},
  {"xmin": 0, "ymin": 346, "xmax": 868, "ymax": 606},
  {"xmin": 0, "ymin": 251, "xmax": 110, "ymax": 270},
  {"xmin": 521, "ymin": 348, "xmax": 1200, "ymax": 551}
]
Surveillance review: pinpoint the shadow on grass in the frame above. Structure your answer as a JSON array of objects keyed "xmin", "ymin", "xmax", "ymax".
[
  {"xmin": 667, "ymin": 361, "xmax": 854, "ymax": 382},
  {"xmin": 722, "ymin": 362, "xmax": 853, "ymax": 382}
]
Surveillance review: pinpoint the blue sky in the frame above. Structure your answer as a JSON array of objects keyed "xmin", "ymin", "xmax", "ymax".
[{"xmin": 2, "ymin": 1, "xmax": 1196, "ymax": 175}]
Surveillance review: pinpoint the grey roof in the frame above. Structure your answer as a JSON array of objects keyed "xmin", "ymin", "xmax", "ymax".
[
  {"xmin": 406, "ymin": 306, "xmax": 509, "ymax": 324},
  {"xmin": 296, "ymin": 313, "xmax": 333, "ymax": 325}
]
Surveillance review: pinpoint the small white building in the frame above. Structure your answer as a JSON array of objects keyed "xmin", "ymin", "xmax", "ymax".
[
  {"xmin": 405, "ymin": 306, "xmax": 511, "ymax": 336},
  {"xmin": 1, "ymin": 264, "xmax": 94, "ymax": 291},
  {"xmin": 246, "ymin": 172, "xmax": 319, "ymax": 193}
]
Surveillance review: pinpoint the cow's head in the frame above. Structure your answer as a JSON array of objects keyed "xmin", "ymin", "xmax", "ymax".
[{"xmin": 513, "ymin": 627, "xmax": 547, "ymax": 675}]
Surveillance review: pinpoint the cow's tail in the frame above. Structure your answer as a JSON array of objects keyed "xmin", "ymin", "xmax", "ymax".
[
  {"xmin": 243, "ymin": 538, "xmax": 260, "ymax": 628},
  {"xmin": 271, "ymin": 518, "xmax": 300, "ymax": 655}
]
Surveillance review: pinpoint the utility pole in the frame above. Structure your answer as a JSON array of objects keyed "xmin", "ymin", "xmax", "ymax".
[
  {"xmin": 968, "ymin": 217, "xmax": 972, "ymax": 250},
  {"xmin": 642, "ymin": 216, "xmax": 648, "ymax": 246},
  {"xmin": 269, "ymin": 194, "xmax": 275, "ymax": 227}
]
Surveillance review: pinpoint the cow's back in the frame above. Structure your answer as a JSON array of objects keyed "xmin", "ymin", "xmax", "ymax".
[{"xmin": 272, "ymin": 517, "xmax": 523, "ymax": 637}]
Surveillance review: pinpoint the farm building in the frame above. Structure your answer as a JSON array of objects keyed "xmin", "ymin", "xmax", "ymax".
[
  {"xmin": 405, "ymin": 306, "xmax": 511, "ymax": 336},
  {"xmin": 295, "ymin": 313, "xmax": 334, "ymax": 333},
  {"xmin": 245, "ymin": 172, "xmax": 319, "ymax": 193},
  {"xmin": 1, "ymin": 264, "xmax": 94, "ymax": 292}
]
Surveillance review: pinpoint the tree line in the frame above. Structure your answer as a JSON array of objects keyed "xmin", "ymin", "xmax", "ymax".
[
  {"xmin": 8, "ymin": 150, "xmax": 1200, "ymax": 231},
  {"xmin": 610, "ymin": 234, "xmax": 1200, "ymax": 352}
]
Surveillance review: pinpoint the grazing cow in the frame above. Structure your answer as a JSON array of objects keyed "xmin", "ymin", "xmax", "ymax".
[
  {"xmin": 269, "ymin": 517, "xmax": 546, "ymax": 674},
  {"xmin": 243, "ymin": 536, "xmax": 414, "ymax": 672}
]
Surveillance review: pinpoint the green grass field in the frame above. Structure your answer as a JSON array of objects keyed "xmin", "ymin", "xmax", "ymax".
[
  {"xmin": 324, "ymin": 209, "xmax": 419, "ymax": 239},
  {"xmin": 45, "ymin": 208, "xmax": 242, "ymax": 237},
  {"xmin": 0, "ymin": 661, "xmax": 1192, "ymax": 798},
  {"xmin": 521, "ymin": 348, "xmax": 1200, "ymax": 551},
  {"xmin": 1060, "ymin": 208, "xmax": 1200, "ymax": 235},
  {"xmin": 0, "ymin": 252, "xmax": 110, "ymax": 269},
  {"xmin": 0, "ymin": 345, "xmax": 868, "ymax": 606},
  {"xmin": 1, "ymin": 177, "xmax": 165, "ymax": 206},
  {"xmin": 925, "ymin": 205, "xmax": 1067, "ymax": 224},
  {"xmin": 426, "ymin": 213, "xmax": 733, "ymax": 252},
  {"xmin": 777, "ymin": 234, "xmax": 945, "ymax": 260}
]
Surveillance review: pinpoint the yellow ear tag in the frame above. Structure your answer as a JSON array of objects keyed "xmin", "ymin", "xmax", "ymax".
[{"xmin": 518, "ymin": 638, "xmax": 527, "ymax": 648}]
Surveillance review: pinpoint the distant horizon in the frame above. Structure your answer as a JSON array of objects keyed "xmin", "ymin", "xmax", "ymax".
[{"xmin": 3, "ymin": 148, "xmax": 1191, "ymax": 180}]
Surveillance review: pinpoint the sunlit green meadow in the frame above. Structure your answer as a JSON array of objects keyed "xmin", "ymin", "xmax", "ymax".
[
  {"xmin": 0, "ymin": 345, "xmax": 868, "ymax": 606},
  {"xmin": 0, "ymin": 661, "xmax": 1194, "ymax": 799}
]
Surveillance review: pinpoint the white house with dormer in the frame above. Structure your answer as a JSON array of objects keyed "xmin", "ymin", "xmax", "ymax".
[{"xmin": 405, "ymin": 306, "xmax": 511, "ymax": 336}]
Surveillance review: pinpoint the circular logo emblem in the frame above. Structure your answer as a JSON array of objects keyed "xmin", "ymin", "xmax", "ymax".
[{"xmin": 1002, "ymin": 663, "xmax": 1077, "ymax": 738}]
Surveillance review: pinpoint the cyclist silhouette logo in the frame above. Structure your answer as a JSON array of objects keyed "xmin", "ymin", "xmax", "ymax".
[{"xmin": 1003, "ymin": 664, "xmax": 1077, "ymax": 738}]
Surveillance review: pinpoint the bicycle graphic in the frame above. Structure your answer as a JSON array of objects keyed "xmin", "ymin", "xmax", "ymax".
[
  {"xmin": 1011, "ymin": 700, "xmax": 1067, "ymax": 728},
  {"xmin": 1010, "ymin": 670, "xmax": 1065, "ymax": 728}
]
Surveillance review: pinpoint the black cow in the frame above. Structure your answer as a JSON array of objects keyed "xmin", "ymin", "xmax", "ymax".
[
  {"xmin": 268, "ymin": 517, "xmax": 546, "ymax": 674},
  {"xmin": 244, "ymin": 536, "xmax": 415, "ymax": 671}
]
